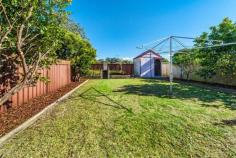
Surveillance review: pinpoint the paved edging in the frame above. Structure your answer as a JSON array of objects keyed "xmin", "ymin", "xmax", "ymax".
[{"xmin": 0, "ymin": 79, "xmax": 89, "ymax": 147}]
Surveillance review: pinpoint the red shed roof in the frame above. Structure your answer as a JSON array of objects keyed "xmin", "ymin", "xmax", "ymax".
[{"xmin": 134, "ymin": 49, "xmax": 163, "ymax": 59}]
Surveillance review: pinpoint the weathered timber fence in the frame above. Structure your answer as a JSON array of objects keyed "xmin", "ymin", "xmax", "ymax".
[
  {"xmin": 161, "ymin": 63, "xmax": 236, "ymax": 86},
  {"xmin": 91, "ymin": 64, "xmax": 134, "ymax": 75},
  {"xmin": 0, "ymin": 60, "xmax": 71, "ymax": 112}
]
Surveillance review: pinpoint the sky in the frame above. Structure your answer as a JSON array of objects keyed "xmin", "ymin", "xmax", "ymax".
[{"xmin": 67, "ymin": 0, "xmax": 236, "ymax": 60}]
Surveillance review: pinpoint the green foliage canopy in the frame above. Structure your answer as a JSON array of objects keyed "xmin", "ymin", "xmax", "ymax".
[
  {"xmin": 173, "ymin": 18, "xmax": 236, "ymax": 80},
  {"xmin": 0, "ymin": 0, "xmax": 71, "ymax": 105},
  {"xmin": 97, "ymin": 57, "xmax": 133, "ymax": 64},
  {"xmin": 57, "ymin": 30, "xmax": 96, "ymax": 80},
  {"xmin": 195, "ymin": 18, "xmax": 236, "ymax": 79},
  {"xmin": 173, "ymin": 49, "xmax": 196, "ymax": 80}
]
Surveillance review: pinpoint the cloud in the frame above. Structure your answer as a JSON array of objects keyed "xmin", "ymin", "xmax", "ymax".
[{"xmin": 122, "ymin": 57, "xmax": 133, "ymax": 61}]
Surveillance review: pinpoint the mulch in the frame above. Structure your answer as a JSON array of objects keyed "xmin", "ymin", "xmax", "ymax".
[{"xmin": 0, "ymin": 79, "xmax": 86, "ymax": 137}]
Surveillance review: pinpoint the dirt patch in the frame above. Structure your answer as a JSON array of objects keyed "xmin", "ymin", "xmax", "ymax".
[{"xmin": 0, "ymin": 79, "xmax": 86, "ymax": 137}]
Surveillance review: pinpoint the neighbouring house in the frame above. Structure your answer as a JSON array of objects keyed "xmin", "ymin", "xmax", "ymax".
[{"xmin": 133, "ymin": 49, "xmax": 164, "ymax": 78}]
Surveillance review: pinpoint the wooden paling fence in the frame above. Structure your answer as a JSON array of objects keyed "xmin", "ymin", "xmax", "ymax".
[
  {"xmin": 161, "ymin": 63, "xmax": 236, "ymax": 86},
  {"xmin": 91, "ymin": 64, "xmax": 134, "ymax": 75},
  {"xmin": 0, "ymin": 60, "xmax": 71, "ymax": 112}
]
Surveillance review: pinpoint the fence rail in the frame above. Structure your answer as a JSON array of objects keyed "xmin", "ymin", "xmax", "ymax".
[
  {"xmin": 91, "ymin": 64, "xmax": 134, "ymax": 75},
  {"xmin": 161, "ymin": 63, "xmax": 236, "ymax": 86},
  {"xmin": 0, "ymin": 60, "xmax": 71, "ymax": 112}
]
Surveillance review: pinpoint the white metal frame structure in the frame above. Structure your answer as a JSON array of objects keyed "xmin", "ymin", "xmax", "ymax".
[{"xmin": 137, "ymin": 35, "xmax": 236, "ymax": 95}]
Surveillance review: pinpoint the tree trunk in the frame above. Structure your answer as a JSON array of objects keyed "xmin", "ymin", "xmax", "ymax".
[
  {"xmin": 0, "ymin": 82, "xmax": 25, "ymax": 106},
  {"xmin": 180, "ymin": 66, "xmax": 184, "ymax": 79},
  {"xmin": 186, "ymin": 72, "xmax": 190, "ymax": 80}
]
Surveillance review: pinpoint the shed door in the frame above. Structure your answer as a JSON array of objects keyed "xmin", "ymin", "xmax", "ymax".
[
  {"xmin": 141, "ymin": 58, "xmax": 152, "ymax": 77},
  {"xmin": 154, "ymin": 59, "xmax": 161, "ymax": 76}
]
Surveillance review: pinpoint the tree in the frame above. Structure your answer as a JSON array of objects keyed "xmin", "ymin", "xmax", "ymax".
[
  {"xmin": 195, "ymin": 18, "xmax": 236, "ymax": 79},
  {"xmin": 96, "ymin": 59, "xmax": 105, "ymax": 63},
  {"xmin": 105, "ymin": 57, "xmax": 122, "ymax": 64},
  {"xmin": 122, "ymin": 60, "xmax": 133, "ymax": 64},
  {"xmin": 57, "ymin": 30, "xmax": 96, "ymax": 81},
  {"xmin": 96, "ymin": 57, "xmax": 133, "ymax": 64},
  {"xmin": 173, "ymin": 50, "xmax": 196, "ymax": 80},
  {"xmin": 63, "ymin": 18, "xmax": 87, "ymax": 39},
  {"xmin": 0, "ymin": 0, "xmax": 70, "ymax": 106}
]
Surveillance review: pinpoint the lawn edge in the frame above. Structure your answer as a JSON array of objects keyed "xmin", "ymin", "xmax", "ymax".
[{"xmin": 0, "ymin": 79, "xmax": 89, "ymax": 147}]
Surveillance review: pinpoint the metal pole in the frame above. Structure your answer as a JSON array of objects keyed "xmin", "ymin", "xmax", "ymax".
[
  {"xmin": 169, "ymin": 36, "xmax": 173, "ymax": 95},
  {"xmin": 150, "ymin": 51, "xmax": 152, "ymax": 78},
  {"xmin": 151, "ymin": 37, "xmax": 170, "ymax": 50},
  {"xmin": 172, "ymin": 36, "xmax": 223, "ymax": 43}
]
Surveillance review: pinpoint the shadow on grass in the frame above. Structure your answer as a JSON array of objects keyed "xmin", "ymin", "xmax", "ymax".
[
  {"xmin": 214, "ymin": 119, "xmax": 236, "ymax": 126},
  {"xmin": 78, "ymin": 87, "xmax": 133, "ymax": 113},
  {"xmin": 113, "ymin": 79, "xmax": 236, "ymax": 110}
]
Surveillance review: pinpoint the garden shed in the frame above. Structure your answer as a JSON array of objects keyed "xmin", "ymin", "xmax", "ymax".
[{"xmin": 134, "ymin": 49, "xmax": 163, "ymax": 78}]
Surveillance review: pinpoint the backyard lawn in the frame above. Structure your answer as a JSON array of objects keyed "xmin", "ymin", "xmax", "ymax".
[{"xmin": 0, "ymin": 79, "xmax": 236, "ymax": 157}]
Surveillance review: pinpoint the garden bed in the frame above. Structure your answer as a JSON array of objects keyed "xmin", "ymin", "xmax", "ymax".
[
  {"xmin": 174, "ymin": 78, "xmax": 236, "ymax": 90},
  {"xmin": 0, "ymin": 79, "xmax": 86, "ymax": 137}
]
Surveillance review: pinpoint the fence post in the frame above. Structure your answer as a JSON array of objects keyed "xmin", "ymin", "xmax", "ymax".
[{"xmin": 46, "ymin": 68, "xmax": 49, "ymax": 94}]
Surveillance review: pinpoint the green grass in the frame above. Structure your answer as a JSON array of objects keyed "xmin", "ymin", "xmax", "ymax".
[{"xmin": 1, "ymin": 79, "xmax": 236, "ymax": 157}]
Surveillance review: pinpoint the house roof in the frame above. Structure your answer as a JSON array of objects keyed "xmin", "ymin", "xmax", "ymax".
[{"xmin": 134, "ymin": 49, "xmax": 163, "ymax": 60}]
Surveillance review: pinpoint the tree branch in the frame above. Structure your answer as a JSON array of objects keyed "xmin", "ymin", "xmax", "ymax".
[
  {"xmin": 23, "ymin": 33, "xmax": 40, "ymax": 46},
  {"xmin": 0, "ymin": 2, "xmax": 12, "ymax": 28},
  {"xmin": 16, "ymin": 5, "xmax": 34, "ymax": 76}
]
